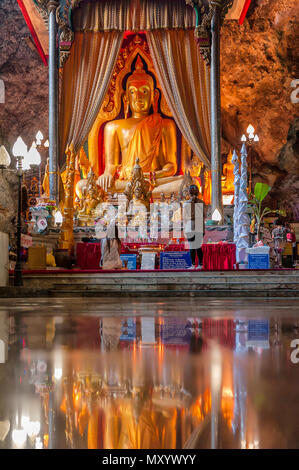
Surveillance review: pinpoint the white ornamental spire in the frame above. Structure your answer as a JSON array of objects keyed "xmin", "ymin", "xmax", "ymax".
[
  {"xmin": 236, "ymin": 143, "xmax": 250, "ymax": 263},
  {"xmin": 232, "ymin": 149, "xmax": 240, "ymax": 244}
]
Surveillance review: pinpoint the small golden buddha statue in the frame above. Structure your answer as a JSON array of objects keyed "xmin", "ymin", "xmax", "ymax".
[
  {"xmin": 222, "ymin": 150, "xmax": 235, "ymax": 193},
  {"xmin": 97, "ymin": 55, "xmax": 182, "ymax": 196},
  {"xmin": 124, "ymin": 158, "xmax": 151, "ymax": 211},
  {"xmin": 78, "ymin": 169, "xmax": 106, "ymax": 220}
]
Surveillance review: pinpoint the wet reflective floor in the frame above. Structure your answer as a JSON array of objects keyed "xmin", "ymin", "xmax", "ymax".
[{"xmin": 0, "ymin": 298, "xmax": 299, "ymax": 449}]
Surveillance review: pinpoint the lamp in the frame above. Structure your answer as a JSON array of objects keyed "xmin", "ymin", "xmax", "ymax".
[
  {"xmin": 212, "ymin": 208, "xmax": 222, "ymax": 222},
  {"xmin": 54, "ymin": 210, "xmax": 63, "ymax": 227},
  {"xmin": 44, "ymin": 139, "xmax": 49, "ymax": 148},
  {"xmin": 246, "ymin": 124, "xmax": 255, "ymax": 134},
  {"xmin": 27, "ymin": 144, "xmax": 41, "ymax": 166},
  {"xmin": 36, "ymin": 131, "xmax": 44, "ymax": 146},
  {"xmin": 12, "ymin": 137, "xmax": 27, "ymax": 158},
  {"xmin": 240, "ymin": 125, "xmax": 260, "ymax": 193},
  {"xmin": 0, "ymin": 145, "xmax": 11, "ymax": 168}
]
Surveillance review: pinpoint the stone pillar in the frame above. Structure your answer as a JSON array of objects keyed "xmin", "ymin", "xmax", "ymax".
[
  {"xmin": 48, "ymin": 0, "xmax": 59, "ymax": 204},
  {"xmin": 210, "ymin": 1, "xmax": 223, "ymax": 220}
]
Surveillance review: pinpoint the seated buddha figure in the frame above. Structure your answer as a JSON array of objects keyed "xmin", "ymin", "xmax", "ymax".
[{"xmin": 97, "ymin": 56, "xmax": 182, "ymax": 196}]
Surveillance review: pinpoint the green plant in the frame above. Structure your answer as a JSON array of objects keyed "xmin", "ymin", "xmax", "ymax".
[{"xmin": 249, "ymin": 182, "xmax": 285, "ymax": 240}]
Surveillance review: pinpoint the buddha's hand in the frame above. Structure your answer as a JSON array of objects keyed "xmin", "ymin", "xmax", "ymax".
[{"xmin": 97, "ymin": 173, "xmax": 113, "ymax": 192}]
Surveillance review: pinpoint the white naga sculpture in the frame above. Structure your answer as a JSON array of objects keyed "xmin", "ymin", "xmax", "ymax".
[{"xmin": 236, "ymin": 144, "xmax": 250, "ymax": 263}]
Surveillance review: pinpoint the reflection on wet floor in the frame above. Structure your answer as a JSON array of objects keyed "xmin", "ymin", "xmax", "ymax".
[{"xmin": 0, "ymin": 300, "xmax": 299, "ymax": 449}]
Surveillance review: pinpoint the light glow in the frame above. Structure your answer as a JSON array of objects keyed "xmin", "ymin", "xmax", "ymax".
[
  {"xmin": 0, "ymin": 145, "xmax": 11, "ymax": 168},
  {"xmin": 54, "ymin": 367, "xmax": 63, "ymax": 380},
  {"xmin": 247, "ymin": 124, "xmax": 254, "ymax": 134},
  {"xmin": 12, "ymin": 137, "xmax": 27, "ymax": 157},
  {"xmin": 54, "ymin": 210, "xmax": 63, "ymax": 225},
  {"xmin": 36, "ymin": 131, "xmax": 44, "ymax": 141},
  {"xmin": 12, "ymin": 429, "xmax": 27, "ymax": 448},
  {"xmin": 212, "ymin": 208, "xmax": 222, "ymax": 222},
  {"xmin": 25, "ymin": 421, "xmax": 40, "ymax": 439},
  {"xmin": 27, "ymin": 145, "xmax": 41, "ymax": 166}
]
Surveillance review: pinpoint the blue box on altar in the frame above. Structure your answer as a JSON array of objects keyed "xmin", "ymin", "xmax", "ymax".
[
  {"xmin": 248, "ymin": 254, "xmax": 270, "ymax": 269},
  {"xmin": 160, "ymin": 251, "xmax": 192, "ymax": 270},
  {"xmin": 247, "ymin": 247, "xmax": 270, "ymax": 269},
  {"xmin": 120, "ymin": 254, "xmax": 137, "ymax": 270}
]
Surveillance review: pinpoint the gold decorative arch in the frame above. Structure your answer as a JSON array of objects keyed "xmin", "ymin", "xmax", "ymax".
[{"xmin": 88, "ymin": 34, "xmax": 172, "ymax": 176}]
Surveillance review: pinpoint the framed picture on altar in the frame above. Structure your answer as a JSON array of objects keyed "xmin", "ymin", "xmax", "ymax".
[{"xmin": 120, "ymin": 254, "xmax": 137, "ymax": 270}]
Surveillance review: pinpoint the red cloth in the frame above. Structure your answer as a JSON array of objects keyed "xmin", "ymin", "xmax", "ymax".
[
  {"xmin": 76, "ymin": 243, "xmax": 102, "ymax": 269},
  {"xmin": 202, "ymin": 243, "xmax": 236, "ymax": 270}
]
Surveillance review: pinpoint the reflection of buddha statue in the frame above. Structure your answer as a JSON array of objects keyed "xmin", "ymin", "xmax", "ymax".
[
  {"xmin": 97, "ymin": 56, "xmax": 181, "ymax": 196},
  {"xmin": 222, "ymin": 150, "xmax": 235, "ymax": 193}
]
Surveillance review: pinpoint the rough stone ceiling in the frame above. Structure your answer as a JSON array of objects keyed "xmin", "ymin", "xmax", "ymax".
[{"xmin": 0, "ymin": 0, "xmax": 48, "ymax": 150}]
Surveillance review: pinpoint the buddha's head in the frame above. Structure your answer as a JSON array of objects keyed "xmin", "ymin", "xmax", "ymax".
[{"xmin": 125, "ymin": 56, "xmax": 158, "ymax": 117}]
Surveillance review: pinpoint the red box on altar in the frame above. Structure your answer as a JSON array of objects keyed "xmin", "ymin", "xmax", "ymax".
[{"xmin": 76, "ymin": 242, "xmax": 102, "ymax": 269}]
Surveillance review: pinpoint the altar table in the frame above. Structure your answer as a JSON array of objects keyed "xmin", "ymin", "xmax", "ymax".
[
  {"xmin": 202, "ymin": 243, "xmax": 236, "ymax": 270},
  {"xmin": 76, "ymin": 242, "xmax": 102, "ymax": 269}
]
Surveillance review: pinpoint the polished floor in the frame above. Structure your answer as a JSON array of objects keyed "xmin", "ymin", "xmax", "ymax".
[{"xmin": 0, "ymin": 298, "xmax": 298, "ymax": 449}]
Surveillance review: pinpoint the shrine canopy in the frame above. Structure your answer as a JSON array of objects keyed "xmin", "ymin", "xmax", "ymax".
[{"xmin": 59, "ymin": 0, "xmax": 211, "ymax": 174}]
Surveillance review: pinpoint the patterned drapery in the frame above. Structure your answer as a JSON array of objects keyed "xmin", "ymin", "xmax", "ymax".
[
  {"xmin": 59, "ymin": 31, "xmax": 123, "ymax": 164},
  {"xmin": 147, "ymin": 29, "xmax": 211, "ymax": 167},
  {"xmin": 72, "ymin": 0, "xmax": 196, "ymax": 32}
]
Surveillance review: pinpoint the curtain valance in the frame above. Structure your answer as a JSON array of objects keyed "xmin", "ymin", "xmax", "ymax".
[{"xmin": 72, "ymin": 0, "xmax": 196, "ymax": 32}]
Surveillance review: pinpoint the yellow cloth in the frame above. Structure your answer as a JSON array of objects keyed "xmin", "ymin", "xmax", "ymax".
[
  {"xmin": 119, "ymin": 113, "xmax": 163, "ymax": 180},
  {"xmin": 46, "ymin": 251, "xmax": 56, "ymax": 267},
  {"xmin": 79, "ymin": 147, "xmax": 91, "ymax": 179}
]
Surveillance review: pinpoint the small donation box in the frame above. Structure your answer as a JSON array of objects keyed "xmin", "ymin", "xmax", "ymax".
[{"xmin": 246, "ymin": 246, "xmax": 270, "ymax": 269}]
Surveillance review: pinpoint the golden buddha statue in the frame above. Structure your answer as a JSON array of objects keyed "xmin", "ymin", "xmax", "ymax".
[
  {"xmin": 222, "ymin": 150, "xmax": 235, "ymax": 194},
  {"xmin": 97, "ymin": 56, "xmax": 182, "ymax": 196}
]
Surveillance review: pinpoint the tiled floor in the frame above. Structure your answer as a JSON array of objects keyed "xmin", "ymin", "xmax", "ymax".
[{"xmin": 0, "ymin": 298, "xmax": 298, "ymax": 449}]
